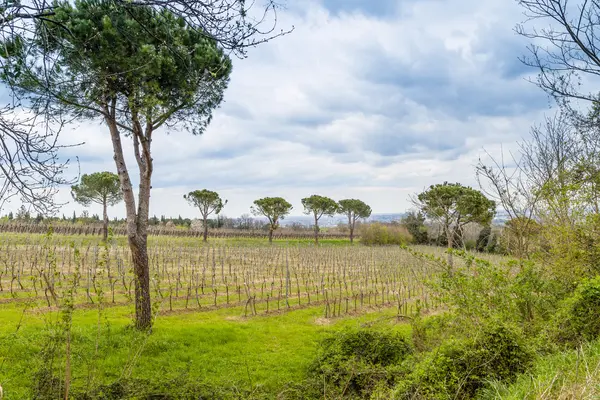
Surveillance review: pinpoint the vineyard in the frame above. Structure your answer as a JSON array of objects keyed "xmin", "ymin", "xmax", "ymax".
[
  {"xmin": 0, "ymin": 222, "xmax": 352, "ymax": 240},
  {"xmin": 0, "ymin": 234, "xmax": 436, "ymax": 318}
]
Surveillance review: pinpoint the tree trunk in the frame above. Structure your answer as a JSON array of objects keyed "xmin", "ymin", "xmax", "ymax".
[
  {"xmin": 102, "ymin": 200, "xmax": 108, "ymax": 242},
  {"xmin": 446, "ymin": 223, "xmax": 454, "ymax": 268},
  {"xmin": 268, "ymin": 227, "xmax": 273, "ymax": 244},
  {"xmin": 348, "ymin": 214, "xmax": 354, "ymax": 243},
  {"xmin": 134, "ymin": 127, "xmax": 153, "ymax": 330},
  {"xmin": 203, "ymin": 217, "xmax": 208, "ymax": 242},
  {"xmin": 314, "ymin": 214, "xmax": 319, "ymax": 245},
  {"xmin": 130, "ymin": 235, "xmax": 152, "ymax": 329},
  {"xmin": 106, "ymin": 111, "xmax": 153, "ymax": 331}
]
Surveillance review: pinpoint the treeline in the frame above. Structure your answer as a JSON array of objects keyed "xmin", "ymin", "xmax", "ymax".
[
  {"xmin": 2, "ymin": 206, "xmax": 297, "ymax": 231},
  {"xmin": 3, "ymin": 204, "xmax": 509, "ymax": 249},
  {"xmin": 0, "ymin": 209, "xmax": 341, "ymax": 234},
  {"xmin": 0, "ymin": 222, "xmax": 352, "ymax": 239}
]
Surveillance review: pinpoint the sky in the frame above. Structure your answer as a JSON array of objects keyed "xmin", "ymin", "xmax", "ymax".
[{"xmin": 2, "ymin": 0, "xmax": 554, "ymax": 219}]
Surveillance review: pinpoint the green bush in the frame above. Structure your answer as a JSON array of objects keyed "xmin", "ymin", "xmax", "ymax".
[
  {"xmin": 360, "ymin": 223, "xmax": 413, "ymax": 246},
  {"xmin": 400, "ymin": 212, "xmax": 429, "ymax": 244},
  {"xmin": 394, "ymin": 324, "xmax": 533, "ymax": 400},
  {"xmin": 431, "ymin": 253, "xmax": 559, "ymax": 335},
  {"xmin": 307, "ymin": 329, "xmax": 412, "ymax": 398},
  {"xmin": 475, "ymin": 226, "xmax": 491, "ymax": 252},
  {"xmin": 464, "ymin": 240, "xmax": 476, "ymax": 251},
  {"xmin": 70, "ymin": 377, "xmax": 265, "ymax": 399},
  {"xmin": 410, "ymin": 313, "xmax": 455, "ymax": 353},
  {"xmin": 548, "ymin": 276, "xmax": 600, "ymax": 347}
]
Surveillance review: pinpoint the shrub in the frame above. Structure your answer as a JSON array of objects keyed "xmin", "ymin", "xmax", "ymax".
[
  {"xmin": 475, "ymin": 226, "xmax": 491, "ymax": 252},
  {"xmin": 401, "ymin": 212, "xmax": 429, "ymax": 244},
  {"xmin": 430, "ymin": 252, "xmax": 559, "ymax": 335},
  {"xmin": 360, "ymin": 223, "xmax": 412, "ymax": 246},
  {"xmin": 464, "ymin": 239, "xmax": 476, "ymax": 251},
  {"xmin": 410, "ymin": 313, "xmax": 455, "ymax": 353},
  {"xmin": 73, "ymin": 377, "xmax": 262, "ymax": 399},
  {"xmin": 485, "ymin": 233, "xmax": 500, "ymax": 253},
  {"xmin": 548, "ymin": 276, "xmax": 600, "ymax": 347},
  {"xmin": 394, "ymin": 324, "xmax": 533, "ymax": 400},
  {"xmin": 307, "ymin": 329, "xmax": 412, "ymax": 398}
]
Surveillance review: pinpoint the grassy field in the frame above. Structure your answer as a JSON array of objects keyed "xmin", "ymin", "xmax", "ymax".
[
  {"xmin": 0, "ymin": 299, "xmax": 412, "ymax": 398},
  {"xmin": 2, "ymin": 233, "xmax": 592, "ymax": 399},
  {"xmin": 0, "ymin": 233, "xmax": 428, "ymax": 399}
]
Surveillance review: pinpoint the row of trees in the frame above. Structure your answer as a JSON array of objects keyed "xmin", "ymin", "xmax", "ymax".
[
  {"xmin": 67, "ymin": 171, "xmax": 502, "ymax": 256},
  {"xmin": 183, "ymin": 190, "xmax": 372, "ymax": 243},
  {"xmin": 66, "ymin": 173, "xmax": 374, "ymax": 244}
]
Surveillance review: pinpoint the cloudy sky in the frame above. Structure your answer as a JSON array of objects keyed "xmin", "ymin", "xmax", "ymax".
[{"xmin": 5, "ymin": 0, "xmax": 554, "ymax": 219}]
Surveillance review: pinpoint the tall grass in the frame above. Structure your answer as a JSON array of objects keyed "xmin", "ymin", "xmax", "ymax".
[{"xmin": 484, "ymin": 341, "xmax": 600, "ymax": 399}]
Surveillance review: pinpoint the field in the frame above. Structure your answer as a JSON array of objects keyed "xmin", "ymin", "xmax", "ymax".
[{"xmin": 0, "ymin": 233, "xmax": 439, "ymax": 399}]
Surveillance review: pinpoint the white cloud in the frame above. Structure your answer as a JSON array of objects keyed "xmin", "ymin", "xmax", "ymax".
[{"xmin": 1, "ymin": 0, "xmax": 553, "ymax": 218}]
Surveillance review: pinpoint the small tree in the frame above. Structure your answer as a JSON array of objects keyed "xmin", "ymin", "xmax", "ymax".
[
  {"xmin": 15, "ymin": 205, "xmax": 28, "ymax": 221},
  {"xmin": 71, "ymin": 172, "xmax": 122, "ymax": 241},
  {"xmin": 414, "ymin": 182, "xmax": 496, "ymax": 266},
  {"xmin": 338, "ymin": 199, "xmax": 372, "ymax": 243},
  {"xmin": 251, "ymin": 197, "xmax": 293, "ymax": 243},
  {"xmin": 301, "ymin": 195, "xmax": 339, "ymax": 245},
  {"xmin": 184, "ymin": 190, "xmax": 227, "ymax": 242},
  {"xmin": 401, "ymin": 211, "xmax": 429, "ymax": 245}
]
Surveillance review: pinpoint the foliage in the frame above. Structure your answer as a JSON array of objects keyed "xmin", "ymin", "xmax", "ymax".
[
  {"xmin": 70, "ymin": 172, "xmax": 122, "ymax": 207},
  {"xmin": 71, "ymin": 171, "xmax": 122, "ymax": 241},
  {"xmin": 400, "ymin": 211, "xmax": 428, "ymax": 245},
  {"xmin": 3, "ymin": 0, "xmax": 232, "ymax": 133},
  {"xmin": 485, "ymin": 233, "xmax": 500, "ymax": 254},
  {"xmin": 301, "ymin": 195, "xmax": 339, "ymax": 221},
  {"xmin": 547, "ymin": 276, "xmax": 600, "ymax": 348},
  {"xmin": 394, "ymin": 323, "xmax": 533, "ymax": 400},
  {"xmin": 251, "ymin": 197, "xmax": 293, "ymax": 238},
  {"xmin": 307, "ymin": 328, "xmax": 412, "ymax": 398},
  {"xmin": 484, "ymin": 339, "xmax": 600, "ymax": 400},
  {"xmin": 433, "ymin": 229, "xmax": 465, "ymax": 249},
  {"xmin": 360, "ymin": 223, "xmax": 412, "ymax": 246},
  {"xmin": 338, "ymin": 199, "xmax": 372, "ymax": 243},
  {"xmin": 184, "ymin": 190, "xmax": 227, "ymax": 217},
  {"xmin": 184, "ymin": 189, "xmax": 227, "ymax": 241},
  {"xmin": 475, "ymin": 226, "xmax": 491, "ymax": 252},
  {"xmin": 415, "ymin": 182, "xmax": 495, "ymax": 251},
  {"xmin": 338, "ymin": 200, "xmax": 371, "ymax": 220},
  {"xmin": 302, "ymin": 195, "xmax": 339, "ymax": 243},
  {"xmin": 534, "ymin": 214, "xmax": 600, "ymax": 293},
  {"xmin": 410, "ymin": 313, "xmax": 455, "ymax": 354},
  {"xmin": 500, "ymin": 216, "xmax": 542, "ymax": 258},
  {"xmin": 431, "ymin": 251, "xmax": 560, "ymax": 336}
]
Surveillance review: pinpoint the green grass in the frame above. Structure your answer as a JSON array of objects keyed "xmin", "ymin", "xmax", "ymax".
[
  {"xmin": 482, "ymin": 341, "xmax": 600, "ymax": 400},
  {"xmin": 0, "ymin": 299, "xmax": 409, "ymax": 399},
  {"xmin": 2, "ymin": 232, "xmax": 510, "ymax": 398},
  {"xmin": 0, "ymin": 231, "xmax": 417, "ymax": 399}
]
